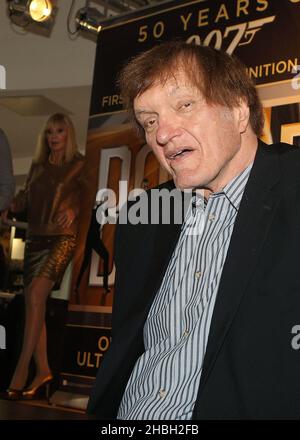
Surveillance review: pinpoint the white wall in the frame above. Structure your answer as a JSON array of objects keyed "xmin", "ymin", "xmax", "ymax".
[{"xmin": 0, "ymin": 1, "xmax": 96, "ymax": 90}]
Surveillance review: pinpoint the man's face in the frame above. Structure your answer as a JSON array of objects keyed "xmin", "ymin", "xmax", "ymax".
[{"xmin": 134, "ymin": 70, "xmax": 251, "ymax": 192}]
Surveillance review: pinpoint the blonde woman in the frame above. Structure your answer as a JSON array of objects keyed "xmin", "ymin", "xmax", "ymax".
[{"xmin": 6, "ymin": 113, "xmax": 84, "ymax": 400}]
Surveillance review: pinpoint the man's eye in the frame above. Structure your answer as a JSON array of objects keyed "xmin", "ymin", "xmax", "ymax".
[
  {"xmin": 144, "ymin": 119, "xmax": 156, "ymax": 129},
  {"xmin": 181, "ymin": 101, "xmax": 193, "ymax": 109}
]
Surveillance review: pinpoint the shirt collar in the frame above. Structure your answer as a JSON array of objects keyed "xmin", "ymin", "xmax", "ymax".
[
  {"xmin": 192, "ymin": 163, "xmax": 253, "ymax": 211},
  {"xmin": 221, "ymin": 163, "xmax": 253, "ymax": 210}
]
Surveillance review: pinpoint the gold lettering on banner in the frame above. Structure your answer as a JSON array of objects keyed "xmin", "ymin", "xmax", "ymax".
[
  {"xmin": 94, "ymin": 353, "xmax": 102, "ymax": 366},
  {"xmin": 97, "ymin": 336, "xmax": 110, "ymax": 351},
  {"xmin": 76, "ymin": 337, "xmax": 111, "ymax": 369},
  {"xmin": 101, "ymin": 94, "xmax": 123, "ymax": 108},
  {"xmin": 236, "ymin": 0, "xmax": 249, "ymax": 17},
  {"xmin": 153, "ymin": 21, "xmax": 164, "ymax": 38},
  {"xmin": 138, "ymin": 24, "xmax": 147, "ymax": 42},
  {"xmin": 247, "ymin": 58, "xmax": 298, "ymax": 79},
  {"xmin": 87, "ymin": 352, "xmax": 95, "ymax": 367},
  {"xmin": 138, "ymin": 21, "xmax": 166, "ymax": 42},
  {"xmin": 237, "ymin": 0, "xmax": 250, "ymax": 17},
  {"xmin": 137, "ymin": 1, "xmax": 272, "ymax": 44},
  {"xmin": 180, "ymin": 12, "xmax": 192, "ymax": 31},
  {"xmin": 186, "ymin": 16, "xmax": 275, "ymax": 55},
  {"xmin": 276, "ymin": 61, "xmax": 287, "ymax": 74},
  {"xmin": 77, "ymin": 351, "xmax": 86, "ymax": 367},
  {"xmin": 198, "ymin": 8, "xmax": 210, "ymax": 27},
  {"xmin": 76, "ymin": 351, "xmax": 105, "ymax": 369},
  {"xmin": 256, "ymin": 0, "xmax": 269, "ymax": 11},
  {"xmin": 215, "ymin": 4, "xmax": 229, "ymax": 23}
]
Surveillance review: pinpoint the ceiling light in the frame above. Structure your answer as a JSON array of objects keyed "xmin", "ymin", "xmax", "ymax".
[
  {"xmin": 29, "ymin": 0, "xmax": 52, "ymax": 22},
  {"xmin": 8, "ymin": 0, "xmax": 53, "ymax": 24},
  {"xmin": 75, "ymin": 7, "xmax": 103, "ymax": 35}
]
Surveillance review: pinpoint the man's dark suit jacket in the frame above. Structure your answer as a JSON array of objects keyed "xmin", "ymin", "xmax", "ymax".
[{"xmin": 88, "ymin": 141, "xmax": 300, "ymax": 419}]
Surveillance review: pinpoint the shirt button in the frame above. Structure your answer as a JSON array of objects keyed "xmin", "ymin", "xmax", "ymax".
[
  {"xmin": 195, "ymin": 271, "xmax": 202, "ymax": 279},
  {"xmin": 208, "ymin": 213, "xmax": 216, "ymax": 221},
  {"xmin": 158, "ymin": 389, "xmax": 167, "ymax": 398},
  {"xmin": 183, "ymin": 330, "xmax": 189, "ymax": 338}
]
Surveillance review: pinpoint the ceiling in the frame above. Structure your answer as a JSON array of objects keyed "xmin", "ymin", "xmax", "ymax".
[{"xmin": 0, "ymin": 0, "xmax": 170, "ymax": 186}]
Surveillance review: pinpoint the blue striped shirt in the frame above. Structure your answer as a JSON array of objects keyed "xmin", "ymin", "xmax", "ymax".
[{"xmin": 118, "ymin": 164, "xmax": 252, "ymax": 420}]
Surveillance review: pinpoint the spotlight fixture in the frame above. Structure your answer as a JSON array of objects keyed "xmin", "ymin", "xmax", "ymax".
[
  {"xmin": 8, "ymin": 0, "xmax": 53, "ymax": 25},
  {"xmin": 28, "ymin": 0, "xmax": 52, "ymax": 22},
  {"xmin": 70, "ymin": 1, "xmax": 171, "ymax": 38},
  {"xmin": 75, "ymin": 6, "xmax": 103, "ymax": 35}
]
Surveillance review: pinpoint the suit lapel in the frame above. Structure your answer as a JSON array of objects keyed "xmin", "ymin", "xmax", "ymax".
[{"xmin": 197, "ymin": 142, "xmax": 281, "ymax": 396}]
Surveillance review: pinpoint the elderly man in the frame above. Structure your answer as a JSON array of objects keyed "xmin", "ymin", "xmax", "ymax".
[{"xmin": 88, "ymin": 41, "xmax": 300, "ymax": 420}]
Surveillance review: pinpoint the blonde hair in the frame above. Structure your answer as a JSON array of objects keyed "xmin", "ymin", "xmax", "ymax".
[{"xmin": 34, "ymin": 113, "xmax": 79, "ymax": 164}]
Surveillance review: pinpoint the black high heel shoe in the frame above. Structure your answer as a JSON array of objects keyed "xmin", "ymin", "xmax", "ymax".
[
  {"xmin": 4, "ymin": 388, "xmax": 23, "ymax": 401},
  {"xmin": 22, "ymin": 374, "xmax": 53, "ymax": 400}
]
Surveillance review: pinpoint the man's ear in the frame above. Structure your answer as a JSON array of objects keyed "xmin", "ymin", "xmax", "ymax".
[{"xmin": 237, "ymin": 99, "xmax": 250, "ymax": 134}]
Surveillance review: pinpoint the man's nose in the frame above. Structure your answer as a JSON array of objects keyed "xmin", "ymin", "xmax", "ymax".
[{"xmin": 156, "ymin": 119, "xmax": 180, "ymax": 146}]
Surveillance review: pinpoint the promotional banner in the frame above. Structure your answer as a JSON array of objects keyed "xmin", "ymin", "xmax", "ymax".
[
  {"xmin": 60, "ymin": 0, "xmax": 300, "ymax": 398},
  {"xmin": 90, "ymin": 0, "xmax": 300, "ymax": 117}
]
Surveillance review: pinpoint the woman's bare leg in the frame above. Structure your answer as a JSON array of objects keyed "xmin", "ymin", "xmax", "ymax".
[
  {"xmin": 8, "ymin": 277, "xmax": 54, "ymax": 390},
  {"xmin": 27, "ymin": 321, "xmax": 52, "ymax": 389}
]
